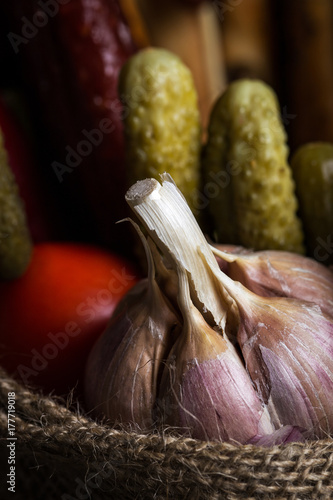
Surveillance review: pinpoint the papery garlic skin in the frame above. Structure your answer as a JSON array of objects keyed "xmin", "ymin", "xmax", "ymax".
[
  {"xmin": 84, "ymin": 223, "xmax": 181, "ymax": 430},
  {"xmin": 174, "ymin": 343, "xmax": 274, "ymax": 443},
  {"xmin": 212, "ymin": 245, "xmax": 333, "ymax": 316},
  {"xmin": 85, "ymin": 277, "xmax": 179, "ymax": 429},
  {"xmin": 157, "ymin": 271, "xmax": 274, "ymax": 444},
  {"xmin": 200, "ymin": 247, "xmax": 333, "ymax": 439},
  {"xmin": 247, "ymin": 425, "xmax": 306, "ymax": 446},
  {"xmin": 227, "ymin": 284, "xmax": 333, "ymax": 439},
  {"xmin": 148, "ymin": 237, "xmax": 179, "ymax": 311}
]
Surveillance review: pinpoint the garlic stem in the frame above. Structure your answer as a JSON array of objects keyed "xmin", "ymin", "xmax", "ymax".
[{"xmin": 126, "ymin": 174, "xmax": 231, "ymax": 329}]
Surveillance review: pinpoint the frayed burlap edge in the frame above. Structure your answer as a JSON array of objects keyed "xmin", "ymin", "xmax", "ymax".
[{"xmin": 1, "ymin": 366, "xmax": 333, "ymax": 500}]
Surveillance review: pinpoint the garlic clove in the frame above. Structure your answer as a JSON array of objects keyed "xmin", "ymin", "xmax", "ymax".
[
  {"xmin": 206, "ymin": 255, "xmax": 333, "ymax": 439},
  {"xmin": 211, "ymin": 244, "xmax": 333, "ymax": 316},
  {"xmin": 84, "ymin": 223, "xmax": 181, "ymax": 430},
  {"xmin": 157, "ymin": 268, "xmax": 274, "ymax": 443}
]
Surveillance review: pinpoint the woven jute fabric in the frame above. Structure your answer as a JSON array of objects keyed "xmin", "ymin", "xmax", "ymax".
[{"xmin": 0, "ymin": 367, "xmax": 333, "ymax": 500}]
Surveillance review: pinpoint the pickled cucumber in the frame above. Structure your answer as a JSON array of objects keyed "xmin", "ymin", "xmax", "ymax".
[
  {"xmin": 291, "ymin": 142, "xmax": 333, "ymax": 264},
  {"xmin": 0, "ymin": 129, "xmax": 32, "ymax": 280},
  {"xmin": 202, "ymin": 78, "xmax": 305, "ymax": 253},
  {"xmin": 118, "ymin": 48, "xmax": 201, "ymax": 212}
]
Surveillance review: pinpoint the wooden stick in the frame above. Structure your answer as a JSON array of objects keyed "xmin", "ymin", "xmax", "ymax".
[
  {"xmin": 119, "ymin": 0, "xmax": 150, "ymax": 48},
  {"xmin": 281, "ymin": 0, "xmax": 333, "ymax": 149},
  {"xmin": 220, "ymin": 0, "xmax": 275, "ymax": 84}
]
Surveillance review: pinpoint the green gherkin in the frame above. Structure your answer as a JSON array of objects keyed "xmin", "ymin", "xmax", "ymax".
[
  {"xmin": 202, "ymin": 79, "xmax": 305, "ymax": 254},
  {"xmin": 0, "ymin": 129, "xmax": 32, "ymax": 280},
  {"xmin": 291, "ymin": 142, "xmax": 333, "ymax": 264},
  {"xmin": 118, "ymin": 48, "xmax": 201, "ymax": 212}
]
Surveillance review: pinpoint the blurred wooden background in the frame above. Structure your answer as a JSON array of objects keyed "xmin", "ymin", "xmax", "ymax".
[{"xmin": 120, "ymin": 0, "xmax": 333, "ymax": 152}]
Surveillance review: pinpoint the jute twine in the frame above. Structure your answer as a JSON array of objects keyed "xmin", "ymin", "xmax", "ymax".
[{"xmin": 0, "ymin": 366, "xmax": 333, "ymax": 500}]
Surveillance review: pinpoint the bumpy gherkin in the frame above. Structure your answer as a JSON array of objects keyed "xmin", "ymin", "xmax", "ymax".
[
  {"xmin": 0, "ymin": 129, "xmax": 32, "ymax": 280},
  {"xmin": 118, "ymin": 48, "xmax": 201, "ymax": 212},
  {"xmin": 291, "ymin": 142, "xmax": 333, "ymax": 264},
  {"xmin": 202, "ymin": 79, "xmax": 305, "ymax": 253}
]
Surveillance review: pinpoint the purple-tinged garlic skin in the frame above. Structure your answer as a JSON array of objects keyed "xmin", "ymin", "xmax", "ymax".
[
  {"xmin": 235, "ymin": 289, "xmax": 333, "ymax": 439},
  {"xmin": 247, "ymin": 425, "xmax": 306, "ymax": 446},
  {"xmin": 157, "ymin": 273, "xmax": 274, "ymax": 444},
  {"xmin": 176, "ymin": 342, "xmax": 274, "ymax": 443},
  {"xmin": 212, "ymin": 245, "xmax": 333, "ymax": 317},
  {"xmin": 84, "ymin": 278, "xmax": 180, "ymax": 430}
]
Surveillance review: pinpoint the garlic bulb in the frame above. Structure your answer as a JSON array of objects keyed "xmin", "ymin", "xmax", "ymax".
[
  {"xmin": 212, "ymin": 245, "xmax": 333, "ymax": 316},
  {"xmin": 125, "ymin": 174, "xmax": 333, "ymax": 442},
  {"xmin": 84, "ymin": 222, "xmax": 180, "ymax": 429},
  {"xmin": 157, "ymin": 268, "xmax": 274, "ymax": 443}
]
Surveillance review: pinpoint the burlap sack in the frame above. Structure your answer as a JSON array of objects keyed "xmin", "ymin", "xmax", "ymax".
[{"xmin": 0, "ymin": 366, "xmax": 332, "ymax": 500}]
